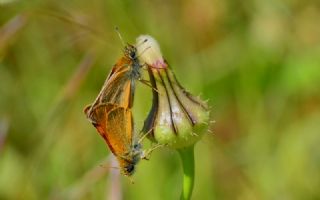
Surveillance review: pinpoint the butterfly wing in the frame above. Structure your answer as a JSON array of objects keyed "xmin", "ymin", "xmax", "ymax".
[
  {"xmin": 105, "ymin": 105, "xmax": 133, "ymax": 158},
  {"xmin": 87, "ymin": 103, "xmax": 133, "ymax": 157},
  {"xmin": 89, "ymin": 56, "xmax": 135, "ymax": 110},
  {"xmin": 102, "ymin": 65, "xmax": 133, "ymax": 108}
]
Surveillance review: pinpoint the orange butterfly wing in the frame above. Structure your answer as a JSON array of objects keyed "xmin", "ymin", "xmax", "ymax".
[
  {"xmin": 99, "ymin": 56, "xmax": 134, "ymax": 108},
  {"xmin": 86, "ymin": 103, "xmax": 132, "ymax": 156},
  {"xmin": 86, "ymin": 103, "xmax": 140, "ymax": 175}
]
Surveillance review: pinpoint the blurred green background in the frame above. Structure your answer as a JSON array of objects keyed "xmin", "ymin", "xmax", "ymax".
[{"xmin": 1, "ymin": 0, "xmax": 320, "ymax": 199}]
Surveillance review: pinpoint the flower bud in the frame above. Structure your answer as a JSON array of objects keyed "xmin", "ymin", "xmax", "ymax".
[{"xmin": 136, "ymin": 35, "xmax": 210, "ymax": 149}]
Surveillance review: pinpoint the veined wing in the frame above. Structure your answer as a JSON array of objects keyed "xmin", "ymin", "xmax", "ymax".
[
  {"xmin": 89, "ymin": 56, "xmax": 135, "ymax": 112},
  {"xmin": 86, "ymin": 103, "xmax": 133, "ymax": 157}
]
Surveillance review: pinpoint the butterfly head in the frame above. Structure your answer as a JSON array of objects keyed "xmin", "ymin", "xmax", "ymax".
[
  {"xmin": 120, "ymin": 142, "xmax": 143, "ymax": 176},
  {"xmin": 124, "ymin": 44, "xmax": 137, "ymax": 60},
  {"xmin": 123, "ymin": 163, "xmax": 135, "ymax": 176}
]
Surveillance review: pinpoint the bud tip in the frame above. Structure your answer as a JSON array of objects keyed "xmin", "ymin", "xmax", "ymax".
[{"xmin": 136, "ymin": 35, "xmax": 167, "ymax": 68}]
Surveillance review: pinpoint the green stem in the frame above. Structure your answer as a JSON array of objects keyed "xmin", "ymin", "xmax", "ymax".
[{"xmin": 178, "ymin": 145, "xmax": 195, "ymax": 200}]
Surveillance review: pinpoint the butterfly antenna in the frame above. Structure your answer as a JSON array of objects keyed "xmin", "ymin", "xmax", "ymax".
[
  {"xmin": 142, "ymin": 143, "xmax": 166, "ymax": 160},
  {"xmin": 128, "ymin": 176, "xmax": 135, "ymax": 184},
  {"xmin": 137, "ymin": 46, "xmax": 151, "ymax": 58},
  {"xmin": 135, "ymin": 38, "xmax": 150, "ymax": 58},
  {"xmin": 136, "ymin": 38, "xmax": 148, "ymax": 48},
  {"xmin": 115, "ymin": 26, "xmax": 125, "ymax": 47},
  {"xmin": 99, "ymin": 164, "xmax": 120, "ymax": 171}
]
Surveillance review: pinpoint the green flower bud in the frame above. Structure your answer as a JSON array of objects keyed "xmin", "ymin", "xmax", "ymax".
[{"xmin": 136, "ymin": 35, "xmax": 210, "ymax": 149}]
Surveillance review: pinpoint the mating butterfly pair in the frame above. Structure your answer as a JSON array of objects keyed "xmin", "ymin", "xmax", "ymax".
[{"xmin": 84, "ymin": 43, "xmax": 148, "ymax": 176}]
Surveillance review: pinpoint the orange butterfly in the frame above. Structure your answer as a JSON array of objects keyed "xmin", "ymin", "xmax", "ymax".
[
  {"xmin": 85, "ymin": 44, "xmax": 140, "ymax": 110},
  {"xmin": 84, "ymin": 44, "xmax": 144, "ymax": 176},
  {"xmin": 85, "ymin": 103, "xmax": 142, "ymax": 176}
]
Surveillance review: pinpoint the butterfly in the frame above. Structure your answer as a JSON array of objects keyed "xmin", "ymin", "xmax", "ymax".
[
  {"xmin": 85, "ymin": 103, "xmax": 142, "ymax": 176},
  {"xmin": 84, "ymin": 43, "xmax": 146, "ymax": 176},
  {"xmin": 85, "ymin": 44, "xmax": 140, "ymax": 111}
]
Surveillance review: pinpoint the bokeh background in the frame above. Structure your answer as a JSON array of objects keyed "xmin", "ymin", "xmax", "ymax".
[{"xmin": 1, "ymin": 0, "xmax": 320, "ymax": 199}]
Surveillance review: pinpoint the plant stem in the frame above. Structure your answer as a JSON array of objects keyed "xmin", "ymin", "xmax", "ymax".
[{"xmin": 178, "ymin": 145, "xmax": 195, "ymax": 200}]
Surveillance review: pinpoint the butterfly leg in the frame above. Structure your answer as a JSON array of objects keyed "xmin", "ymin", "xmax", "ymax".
[
  {"xmin": 138, "ymin": 78, "xmax": 159, "ymax": 93},
  {"xmin": 138, "ymin": 127, "xmax": 154, "ymax": 144},
  {"xmin": 141, "ymin": 143, "xmax": 167, "ymax": 160}
]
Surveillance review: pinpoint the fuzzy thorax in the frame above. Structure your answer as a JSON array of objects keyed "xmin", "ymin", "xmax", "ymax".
[{"xmin": 136, "ymin": 35, "xmax": 167, "ymax": 68}]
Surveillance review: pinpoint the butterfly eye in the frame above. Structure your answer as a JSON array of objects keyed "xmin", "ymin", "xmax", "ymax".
[
  {"xmin": 130, "ymin": 51, "xmax": 136, "ymax": 58},
  {"xmin": 133, "ymin": 143, "xmax": 141, "ymax": 149},
  {"xmin": 125, "ymin": 164, "xmax": 135, "ymax": 174}
]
